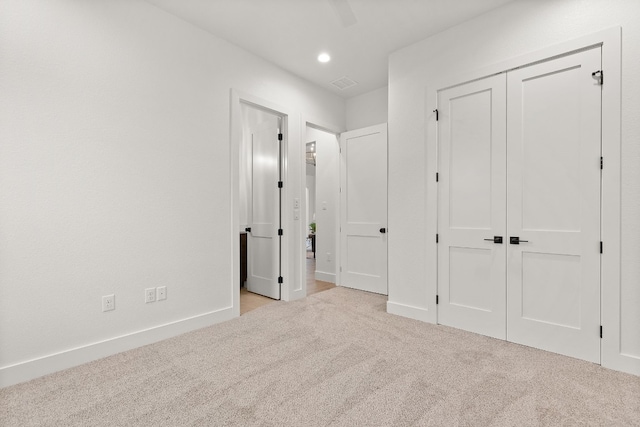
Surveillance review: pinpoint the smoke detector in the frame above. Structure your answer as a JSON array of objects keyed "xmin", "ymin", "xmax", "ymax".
[{"xmin": 331, "ymin": 76, "xmax": 358, "ymax": 90}]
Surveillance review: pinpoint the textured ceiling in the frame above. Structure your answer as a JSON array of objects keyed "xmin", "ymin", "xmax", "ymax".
[{"xmin": 146, "ymin": 0, "xmax": 516, "ymax": 98}]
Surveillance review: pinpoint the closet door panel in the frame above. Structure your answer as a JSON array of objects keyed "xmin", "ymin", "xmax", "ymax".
[
  {"xmin": 506, "ymin": 47, "xmax": 602, "ymax": 363},
  {"xmin": 437, "ymin": 74, "xmax": 507, "ymax": 340}
]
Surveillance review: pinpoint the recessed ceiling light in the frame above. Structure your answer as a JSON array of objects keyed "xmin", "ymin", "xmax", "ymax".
[{"xmin": 318, "ymin": 53, "xmax": 331, "ymax": 63}]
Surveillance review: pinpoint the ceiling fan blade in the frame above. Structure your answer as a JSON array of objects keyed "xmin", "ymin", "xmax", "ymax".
[{"xmin": 327, "ymin": 0, "xmax": 357, "ymax": 27}]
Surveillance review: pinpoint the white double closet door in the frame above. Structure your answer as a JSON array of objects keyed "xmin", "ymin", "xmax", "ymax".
[{"xmin": 438, "ymin": 47, "xmax": 602, "ymax": 363}]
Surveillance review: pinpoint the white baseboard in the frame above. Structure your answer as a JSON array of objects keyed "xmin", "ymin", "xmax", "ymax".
[
  {"xmin": 0, "ymin": 306, "xmax": 234, "ymax": 388},
  {"xmin": 315, "ymin": 271, "xmax": 336, "ymax": 283},
  {"xmin": 387, "ymin": 301, "xmax": 435, "ymax": 323},
  {"xmin": 603, "ymin": 350, "xmax": 640, "ymax": 377}
]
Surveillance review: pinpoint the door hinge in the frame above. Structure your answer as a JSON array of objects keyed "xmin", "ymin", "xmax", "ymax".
[
  {"xmin": 278, "ymin": 276, "xmax": 283, "ymax": 284},
  {"xmin": 600, "ymin": 241, "xmax": 603, "ymax": 254},
  {"xmin": 433, "ymin": 109, "xmax": 439, "ymax": 121},
  {"xmin": 600, "ymin": 325, "xmax": 603, "ymax": 338},
  {"xmin": 278, "ymin": 133, "xmax": 283, "ymax": 141},
  {"xmin": 278, "ymin": 181, "xmax": 283, "ymax": 188},
  {"xmin": 436, "ymin": 172, "xmax": 439, "ymax": 182},
  {"xmin": 278, "ymin": 229, "xmax": 283, "ymax": 236},
  {"xmin": 436, "ymin": 234, "xmax": 439, "ymax": 243},
  {"xmin": 592, "ymin": 70, "xmax": 603, "ymax": 85},
  {"xmin": 436, "ymin": 295, "xmax": 439, "ymax": 305},
  {"xmin": 600, "ymin": 157, "xmax": 603, "ymax": 170}
]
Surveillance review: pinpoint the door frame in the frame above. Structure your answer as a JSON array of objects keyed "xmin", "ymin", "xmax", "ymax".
[
  {"xmin": 231, "ymin": 90, "xmax": 297, "ymax": 315},
  {"xmin": 426, "ymin": 27, "xmax": 622, "ymax": 371},
  {"xmin": 300, "ymin": 116, "xmax": 344, "ymax": 293}
]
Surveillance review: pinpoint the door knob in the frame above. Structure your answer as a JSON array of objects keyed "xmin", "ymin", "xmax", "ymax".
[
  {"xmin": 483, "ymin": 236, "xmax": 503, "ymax": 244},
  {"xmin": 510, "ymin": 236, "xmax": 529, "ymax": 245},
  {"xmin": 245, "ymin": 227, "xmax": 251, "ymax": 233},
  {"xmin": 379, "ymin": 228, "xmax": 386, "ymax": 233}
]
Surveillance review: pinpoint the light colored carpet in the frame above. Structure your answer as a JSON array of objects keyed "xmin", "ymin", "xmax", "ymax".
[{"xmin": 2, "ymin": 287, "xmax": 639, "ymax": 426}]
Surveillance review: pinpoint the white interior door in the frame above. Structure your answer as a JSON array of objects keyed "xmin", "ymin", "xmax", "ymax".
[
  {"xmin": 339, "ymin": 124, "xmax": 388, "ymax": 295},
  {"xmin": 437, "ymin": 74, "xmax": 507, "ymax": 340},
  {"xmin": 247, "ymin": 115, "xmax": 281, "ymax": 300},
  {"xmin": 506, "ymin": 47, "xmax": 602, "ymax": 362}
]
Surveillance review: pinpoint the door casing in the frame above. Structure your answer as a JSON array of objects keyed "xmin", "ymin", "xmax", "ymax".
[
  {"xmin": 425, "ymin": 27, "xmax": 623, "ymax": 372},
  {"xmin": 436, "ymin": 47, "xmax": 603, "ymax": 362},
  {"xmin": 231, "ymin": 91, "xmax": 293, "ymax": 315}
]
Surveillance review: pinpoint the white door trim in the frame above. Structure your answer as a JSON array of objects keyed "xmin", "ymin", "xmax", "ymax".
[
  {"xmin": 299, "ymin": 116, "xmax": 345, "ymax": 299},
  {"xmin": 230, "ymin": 90, "xmax": 300, "ymax": 313},
  {"xmin": 426, "ymin": 27, "xmax": 628, "ymax": 374}
]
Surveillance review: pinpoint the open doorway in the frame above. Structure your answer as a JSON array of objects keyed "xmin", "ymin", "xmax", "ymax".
[
  {"xmin": 239, "ymin": 102, "xmax": 284, "ymax": 314},
  {"xmin": 305, "ymin": 125, "xmax": 339, "ymax": 295}
]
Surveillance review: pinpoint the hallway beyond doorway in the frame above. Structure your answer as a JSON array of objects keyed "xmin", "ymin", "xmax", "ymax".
[{"xmin": 306, "ymin": 252, "xmax": 336, "ymax": 296}]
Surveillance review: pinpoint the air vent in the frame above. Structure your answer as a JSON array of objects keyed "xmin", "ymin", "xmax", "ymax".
[{"xmin": 331, "ymin": 76, "xmax": 358, "ymax": 90}]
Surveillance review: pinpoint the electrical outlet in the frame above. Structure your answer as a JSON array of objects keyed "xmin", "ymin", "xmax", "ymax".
[
  {"xmin": 102, "ymin": 294, "xmax": 115, "ymax": 312},
  {"xmin": 326, "ymin": 252, "xmax": 331, "ymax": 262},
  {"xmin": 156, "ymin": 286, "xmax": 167, "ymax": 301},
  {"xmin": 145, "ymin": 288, "xmax": 156, "ymax": 303}
]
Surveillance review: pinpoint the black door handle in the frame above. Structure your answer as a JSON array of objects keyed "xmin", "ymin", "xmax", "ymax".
[
  {"xmin": 510, "ymin": 236, "xmax": 529, "ymax": 245},
  {"xmin": 484, "ymin": 236, "xmax": 503, "ymax": 244},
  {"xmin": 379, "ymin": 228, "xmax": 386, "ymax": 233},
  {"xmin": 245, "ymin": 227, "xmax": 251, "ymax": 233}
]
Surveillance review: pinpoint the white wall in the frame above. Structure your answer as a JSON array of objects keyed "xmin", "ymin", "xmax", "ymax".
[
  {"xmin": 387, "ymin": 0, "xmax": 640, "ymax": 375},
  {"xmin": 0, "ymin": 0, "xmax": 345, "ymax": 387},
  {"xmin": 345, "ymin": 86, "xmax": 388, "ymax": 131},
  {"xmin": 306, "ymin": 127, "xmax": 339, "ymax": 283}
]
